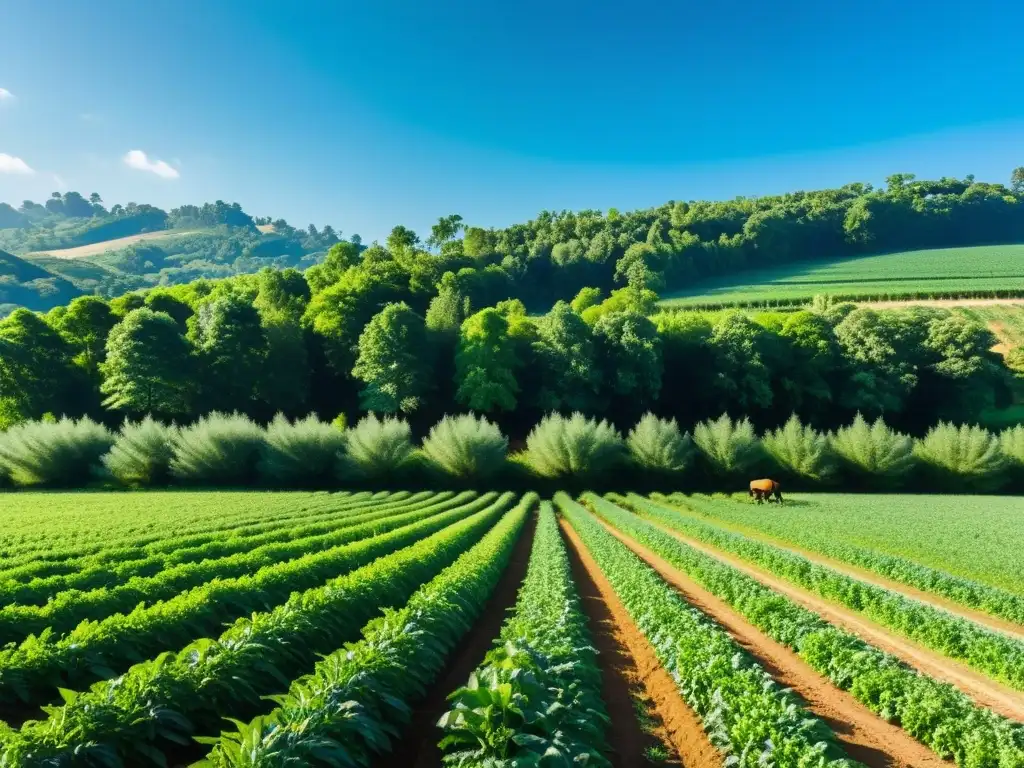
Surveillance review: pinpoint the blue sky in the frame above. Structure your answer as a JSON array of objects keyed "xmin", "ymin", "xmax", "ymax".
[{"xmin": 1, "ymin": 0, "xmax": 1022, "ymax": 242}]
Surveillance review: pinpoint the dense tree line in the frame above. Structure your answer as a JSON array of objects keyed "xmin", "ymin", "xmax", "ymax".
[{"xmin": 2, "ymin": 168, "xmax": 1024, "ymax": 440}]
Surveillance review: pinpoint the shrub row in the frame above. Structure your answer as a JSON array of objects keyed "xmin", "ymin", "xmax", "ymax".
[
  {"xmin": 3, "ymin": 410, "xmax": 1024, "ymax": 491},
  {"xmin": 582, "ymin": 494, "xmax": 1024, "ymax": 768}
]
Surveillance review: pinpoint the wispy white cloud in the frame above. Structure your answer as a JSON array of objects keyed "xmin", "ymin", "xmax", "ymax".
[
  {"xmin": 51, "ymin": 173, "xmax": 67, "ymax": 191},
  {"xmin": 0, "ymin": 153, "xmax": 34, "ymax": 175},
  {"xmin": 123, "ymin": 149, "xmax": 180, "ymax": 179},
  {"xmin": 0, "ymin": 88, "xmax": 14, "ymax": 103}
]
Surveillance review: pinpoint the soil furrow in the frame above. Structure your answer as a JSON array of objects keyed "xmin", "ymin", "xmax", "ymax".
[
  {"xmin": 560, "ymin": 520, "xmax": 720, "ymax": 768},
  {"xmin": 598, "ymin": 518, "xmax": 953, "ymax": 768},
  {"xmin": 661, "ymin": 500, "xmax": 1024, "ymax": 640},
  {"xmin": 376, "ymin": 513, "xmax": 538, "ymax": 768},
  {"xmin": 644, "ymin": 517, "xmax": 1024, "ymax": 723}
]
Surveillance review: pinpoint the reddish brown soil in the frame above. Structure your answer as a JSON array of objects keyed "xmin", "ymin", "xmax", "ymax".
[
  {"xmin": 599, "ymin": 519, "xmax": 953, "ymax": 768},
  {"xmin": 660, "ymin": 499, "xmax": 1024, "ymax": 640},
  {"xmin": 378, "ymin": 513, "xmax": 538, "ymax": 768},
  {"xmin": 646, "ymin": 519, "xmax": 1024, "ymax": 724},
  {"xmin": 560, "ymin": 520, "xmax": 720, "ymax": 768}
]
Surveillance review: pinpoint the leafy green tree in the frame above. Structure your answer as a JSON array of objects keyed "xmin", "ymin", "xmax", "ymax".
[
  {"xmin": 570, "ymin": 286, "xmax": 602, "ymax": 313},
  {"xmin": 352, "ymin": 302, "xmax": 431, "ymax": 414},
  {"xmin": 709, "ymin": 312, "xmax": 773, "ymax": 411},
  {"xmin": 1011, "ymin": 167, "xmax": 1024, "ymax": 195},
  {"xmin": 455, "ymin": 308, "xmax": 521, "ymax": 413},
  {"xmin": 762, "ymin": 414, "xmax": 835, "ymax": 483},
  {"xmin": 593, "ymin": 310, "xmax": 662, "ymax": 411},
  {"xmin": 56, "ymin": 296, "xmax": 117, "ymax": 377},
  {"xmin": 386, "ymin": 225, "xmax": 420, "ymax": 255},
  {"xmin": 533, "ymin": 301, "xmax": 601, "ymax": 412},
  {"xmin": 425, "ymin": 272, "xmax": 470, "ymax": 336},
  {"xmin": 0, "ymin": 308, "xmax": 76, "ymax": 419},
  {"xmin": 426, "ymin": 214, "xmax": 464, "ymax": 251},
  {"xmin": 101, "ymin": 308, "xmax": 192, "ymax": 417},
  {"xmin": 914, "ymin": 422, "xmax": 1007, "ymax": 491},
  {"xmin": 144, "ymin": 291, "xmax": 194, "ymax": 328},
  {"xmin": 188, "ymin": 294, "xmax": 268, "ymax": 412},
  {"xmin": 692, "ymin": 413, "xmax": 764, "ymax": 478},
  {"xmin": 305, "ymin": 241, "xmax": 363, "ymax": 294}
]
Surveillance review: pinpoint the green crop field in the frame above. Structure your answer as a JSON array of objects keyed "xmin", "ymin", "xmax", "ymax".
[
  {"xmin": 1, "ymin": 490, "xmax": 1022, "ymax": 768},
  {"xmin": 658, "ymin": 243, "xmax": 1024, "ymax": 308}
]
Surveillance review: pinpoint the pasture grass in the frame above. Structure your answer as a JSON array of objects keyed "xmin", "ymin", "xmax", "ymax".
[
  {"xmin": 672, "ymin": 492, "xmax": 1024, "ymax": 595},
  {"xmin": 658, "ymin": 244, "xmax": 1024, "ymax": 308}
]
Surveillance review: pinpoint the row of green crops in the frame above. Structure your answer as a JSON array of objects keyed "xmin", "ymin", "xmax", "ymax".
[
  {"xmin": 582, "ymin": 494, "xmax": 1024, "ymax": 768},
  {"xmin": 0, "ymin": 492, "xmax": 466, "ymax": 645},
  {"xmin": 0, "ymin": 492, "xmax": 436, "ymax": 606},
  {"xmin": 0, "ymin": 491, "xmax": 368, "ymax": 560},
  {"xmin": 621, "ymin": 495, "xmax": 1024, "ymax": 691},
  {"xmin": 198, "ymin": 495, "xmax": 537, "ymax": 767},
  {"xmin": 1, "ymin": 494, "xmax": 530, "ymax": 766},
  {"xmin": 0, "ymin": 493, "xmax": 511, "ymax": 709},
  {"xmin": 665, "ymin": 493, "xmax": 1024, "ymax": 626},
  {"xmin": 438, "ymin": 502, "xmax": 611, "ymax": 765},
  {"xmin": 555, "ymin": 494, "xmax": 855, "ymax": 767},
  {"xmin": 663, "ymin": 287, "xmax": 1024, "ymax": 311},
  {"xmin": 8, "ymin": 409, "xmax": 1024, "ymax": 493}
]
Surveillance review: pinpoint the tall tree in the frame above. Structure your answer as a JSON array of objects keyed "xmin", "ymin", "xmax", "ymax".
[
  {"xmin": 100, "ymin": 308, "xmax": 192, "ymax": 417},
  {"xmin": 455, "ymin": 308, "xmax": 520, "ymax": 413},
  {"xmin": 352, "ymin": 302, "xmax": 431, "ymax": 414},
  {"xmin": 0, "ymin": 309, "xmax": 76, "ymax": 423},
  {"xmin": 532, "ymin": 301, "xmax": 601, "ymax": 412},
  {"xmin": 55, "ymin": 296, "xmax": 117, "ymax": 378},
  {"xmin": 188, "ymin": 294, "xmax": 268, "ymax": 412},
  {"xmin": 593, "ymin": 310, "xmax": 663, "ymax": 412}
]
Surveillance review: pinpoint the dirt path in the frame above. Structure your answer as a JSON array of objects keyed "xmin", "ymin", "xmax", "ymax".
[
  {"xmin": 29, "ymin": 230, "xmax": 201, "ymax": 259},
  {"xmin": 560, "ymin": 520, "xmax": 720, "ymax": 768},
  {"xmin": 639, "ymin": 518, "xmax": 1024, "ymax": 724},
  {"xmin": 596, "ymin": 519, "xmax": 954, "ymax": 768},
  {"xmin": 656, "ymin": 501, "xmax": 1024, "ymax": 641},
  {"xmin": 380, "ymin": 514, "xmax": 537, "ymax": 768}
]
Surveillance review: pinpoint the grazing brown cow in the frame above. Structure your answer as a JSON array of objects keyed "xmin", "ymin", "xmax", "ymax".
[{"xmin": 749, "ymin": 478, "xmax": 783, "ymax": 504}]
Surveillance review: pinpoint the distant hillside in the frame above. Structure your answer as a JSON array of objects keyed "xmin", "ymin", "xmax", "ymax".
[
  {"xmin": 0, "ymin": 249, "xmax": 83, "ymax": 316},
  {"xmin": 0, "ymin": 193, "xmax": 348, "ymax": 316}
]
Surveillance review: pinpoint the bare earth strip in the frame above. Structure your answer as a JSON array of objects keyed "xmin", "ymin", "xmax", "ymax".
[
  {"xmin": 643, "ymin": 518, "xmax": 1024, "ymax": 723},
  {"xmin": 596, "ymin": 519, "xmax": 953, "ymax": 768},
  {"xmin": 28, "ymin": 230, "xmax": 201, "ymax": 259},
  {"xmin": 560, "ymin": 520, "xmax": 720, "ymax": 768},
  {"xmin": 661, "ymin": 501, "xmax": 1024, "ymax": 640}
]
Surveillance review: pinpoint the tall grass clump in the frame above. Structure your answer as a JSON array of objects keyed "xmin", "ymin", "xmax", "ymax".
[
  {"xmin": 0, "ymin": 417, "xmax": 113, "ymax": 487},
  {"xmin": 829, "ymin": 413, "xmax": 916, "ymax": 488},
  {"xmin": 421, "ymin": 413, "xmax": 509, "ymax": 482},
  {"xmin": 522, "ymin": 412, "xmax": 625, "ymax": 483},
  {"xmin": 626, "ymin": 413, "xmax": 694, "ymax": 475},
  {"xmin": 259, "ymin": 413, "xmax": 347, "ymax": 487},
  {"xmin": 762, "ymin": 414, "xmax": 835, "ymax": 484},
  {"xmin": 170, "ymin": 411, "xmax": 266, "ymax": 486},
  {"xmin": 914, "ymin": 422, "xmax": 1007, "ymax": 491},
  {"xmin": 103, "ymin": 416, "xmax": 178, "ymax": 486},
  {"xmin": 1000, "ymin": 425, "xmax": 1024, "ymax": 489},
  {"xmin": 692, "ymin": 413, "xmax": 763, "ymax": 479},
  {"xmin": 336, "ymin": 413, "xmax": 418, "ymax": 486}
]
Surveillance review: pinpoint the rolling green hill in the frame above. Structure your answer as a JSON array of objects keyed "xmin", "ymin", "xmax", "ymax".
[
  {"xmin": 658, "ymin": 244, "xmax": 1024, "ymax": 309},
  {"xmin": 0, "ymin": 250, "xmax": 83, "ymax": 317}
]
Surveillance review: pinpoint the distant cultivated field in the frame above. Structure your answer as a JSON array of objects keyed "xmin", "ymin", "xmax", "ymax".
[
  {"xmin": 659, "ymin": 244, "xmax": 1024, "ymax": 308},
  {"xmin": 27, "ymin": 229, "xmax": 202, "ymax": 259}
]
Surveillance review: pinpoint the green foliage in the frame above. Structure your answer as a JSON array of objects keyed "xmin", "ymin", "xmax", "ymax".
[
  {"xmin": 762, "ymin": 414, "xmax": 835, "ymax": 482},
  {"xmin": 100, "ymin": 308, "xmax": 192, "ymax": 417},
  {"xmin": 0, "ymin": 416, "xmax": 113, "ymax": 487},
  {"xmin": 352, "ymin": 302, "xmax": 431, "ymax": 414},
  {"xmin": 337, "ymin": 413, "xmax": 417, "ymax": 484},
  {"xmin": 258, "ymin": 413, "xmax": 347, "ymax": 487},
  {"xmin": 692, "ymin": 413, "xmax": 763, "ymax": 477},
  {"xmin": 421, "ymin": 413, "xmax": 508, "ymax": 481},
  {"xmin": 532, "ymin": 302, "xmax": 601, "ymax": 412},
  {"xmin": 602, "ymin": 494, "xmax": 1024, "ymax": 768},
  {"xmin": 592, "ymin": 310, "xmax": 662, "ymax": 407},
  {"xmin": 829, "ymin": 413, "xmax": 916, "ymax": 486},
  {"xmin": 570, "ymin": 286, "xmax": 602, "ymax": 313},
  {"xmin": 188, "ymin": 294, "xmax": 268, "ymax": 411},
  {"xmin": 455, "ymin": 308, "xmax": 520, "ymax": 413},
  {"xmin": 914, "ymin": 422, "xmax": 1007, "ymax": 491},
  {"xmin": 103, "ymin": 416, "xmax": 178, "ymax": 486},
  {"xmin": 331, "ymin": 413, "xmax": 347, "ymax": 431},
  {"xmin": 560, "ymin": 495, "xmax": 853, "ymax": 767},
  {"xmin": 626, "ymin": 412, "xmax": 693, "ymax": 474},
  {"xmin": 440, "ymin": 503, "xmax": 610, "ymax": 765},
  {"xmin": 522, "ymin": 412, "xmax": 625, "ymax": 481},
  {"xmin": 170, "ymin": 412, "xmax": 266, "ymax": 486}
]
